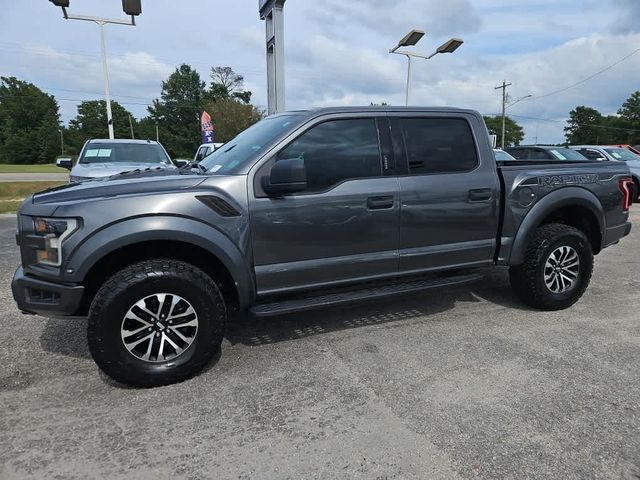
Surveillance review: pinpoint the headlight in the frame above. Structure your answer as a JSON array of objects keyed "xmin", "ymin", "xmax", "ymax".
[{"xmin": 33, "ymin": 217, "xmax": 78, "ymax": 266}]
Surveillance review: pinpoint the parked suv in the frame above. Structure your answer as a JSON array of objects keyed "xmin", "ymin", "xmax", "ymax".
[
  {"xmin": 570, "ymin": 145, "xmax": 640, "ymax": 199},
  {"xmin": 57, "ymin": 139, "xmax": 175, "ymax": 182},
  {"xmin": 13, "ymin": 107, "xmax": 633, "ymax": 387},
  {"xmin": 505, "ymin": 145, "xmax": 589, "ymax": 162}
]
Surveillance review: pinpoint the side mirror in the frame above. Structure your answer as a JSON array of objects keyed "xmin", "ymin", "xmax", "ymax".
[
  {"xmin": 175, "ymin": 159, "xmax": 189, "ymax": 168},
  {"xmin": 56, "ymin": 158, "xmax": 73, "ymax": 170},
  {"xmin": 262, "ymin": 158, "xmax": 307, "ymax": 195}
]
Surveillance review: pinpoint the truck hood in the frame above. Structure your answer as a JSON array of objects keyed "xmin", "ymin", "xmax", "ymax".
[
  {"xmin": 72, "ymin": 162, "xmax": 177, "ymax": 178},
  {"xmin": 32, "ymin": 168, "xmax": 207, "ymax": 205}
]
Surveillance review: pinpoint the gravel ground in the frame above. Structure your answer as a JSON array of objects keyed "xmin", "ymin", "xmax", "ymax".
[{"xmin": 0, "ymin": 212, "xmax": 639, "ymax": 479}]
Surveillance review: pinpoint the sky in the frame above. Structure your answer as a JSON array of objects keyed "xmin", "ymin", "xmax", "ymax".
[{"xmin": 1, "ymin": 0, "xmax": 639, "ymax": 144}]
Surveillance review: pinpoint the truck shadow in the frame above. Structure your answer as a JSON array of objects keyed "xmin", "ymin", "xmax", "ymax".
[
  {"xmin": 226, "ymin": 268, "xmax": 532, "ymax": 346},
  {"xmin": 39, "ymin": 268, "xmax": 530, "ymax": 360}
]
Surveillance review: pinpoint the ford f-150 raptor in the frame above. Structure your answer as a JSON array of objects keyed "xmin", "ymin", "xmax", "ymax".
[{"xmin": 12, "ymin": 107, "xmax": 633, "ymax": 386}]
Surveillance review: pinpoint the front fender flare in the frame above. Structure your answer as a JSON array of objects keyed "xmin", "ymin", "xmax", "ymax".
[
  {"xmin": 64, "ymin": 215, "xmax": 254, "ymax": 309},
  {"xmin": 508, "ymin": 187, "xmax": 605, "ymax": 266}
]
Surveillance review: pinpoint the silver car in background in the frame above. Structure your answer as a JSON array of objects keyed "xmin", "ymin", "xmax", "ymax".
[
  {"xmin": 570, "ymin": 145, "xmax": 640, "ymax": 199},
  {"xmin": 57, "ymin": 139, "xmax": 176, "ymax": 182}
]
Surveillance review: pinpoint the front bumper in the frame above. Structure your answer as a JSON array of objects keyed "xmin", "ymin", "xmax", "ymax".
[{"xmin": 11, "ymin": 266, "xmax": 84, "ymax": 316}]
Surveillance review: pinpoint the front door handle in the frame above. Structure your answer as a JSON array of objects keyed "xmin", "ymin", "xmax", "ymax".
[
  {"xmin": 468, "ymin": 188, "xmax": 493, "ymax": 202},
  {"xmin": 367, "ymin": 195, "xmax": 394, "ymax": 210}
]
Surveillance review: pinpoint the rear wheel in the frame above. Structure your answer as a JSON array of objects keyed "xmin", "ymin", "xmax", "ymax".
[
  {"xmin": 509, "ymin": 224, "xmax": 593, "ymax": 311},
  {"xmin": 87, "ymin": 259, "xmax": 226, "ymax": 387}
]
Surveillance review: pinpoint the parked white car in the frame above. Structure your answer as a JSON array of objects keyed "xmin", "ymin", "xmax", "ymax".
[
  {"xmin": 194, "ymin": 143, "xmax": 224, "ymax": 162},
  {"xmin": 57, "ymin": 139, "xmax": 176, "ymax": 182}
]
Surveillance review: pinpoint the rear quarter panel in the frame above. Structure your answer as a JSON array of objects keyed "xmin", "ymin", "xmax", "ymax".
[{"xmin": 498, "ymin": 161, "xmax": 631, "ymax": 264}]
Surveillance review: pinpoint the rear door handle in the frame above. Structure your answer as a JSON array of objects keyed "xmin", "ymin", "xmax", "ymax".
[
  {"xmin": 367, "ymin": 195, "xmax": 394, "ymax": 210},
  {"xmin": 468, "ymin": 188, "xmax": 493, "ymax": 202}
]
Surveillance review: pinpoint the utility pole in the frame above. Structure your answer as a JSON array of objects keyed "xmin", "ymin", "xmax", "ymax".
[
  {"xmin": 128, "ymin": 115, "xmax": 135, "ymax": 139},
  {"xmin": 495, "ymin": 80, "xmax": 512, "ymax": 149}
]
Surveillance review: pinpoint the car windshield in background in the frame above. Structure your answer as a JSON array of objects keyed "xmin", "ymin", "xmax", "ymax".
[
  {"xmin": 548, "ymin": 148, "xmax": 589, "ymax": 161},
  {"xmin": 604, "ymin": 148, "xmax": 640, "ymax": 162},
  {"xmin": 79, "ymin": 143, "xmax": 172, "ymax": 165},
  {"xmin": 200, "ymin": 115, "xmax": 301, "ymax": 174},
  {"xmin": 494, "ymin": 149, "xmax": 516, "ymax": 161}
]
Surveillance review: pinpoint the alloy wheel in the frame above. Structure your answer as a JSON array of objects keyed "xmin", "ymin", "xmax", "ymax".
[{"xmin": 120, "ymin": 293, "xmax": 198, "ymax": 362}]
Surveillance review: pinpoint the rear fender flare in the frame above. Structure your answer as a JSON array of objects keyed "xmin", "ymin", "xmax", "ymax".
[{"xmin": 509, "ymin": 187, "xmax": 605, "ymax": 266}]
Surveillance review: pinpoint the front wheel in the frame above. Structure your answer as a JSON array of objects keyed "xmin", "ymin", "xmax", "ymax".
[
  {"xmin": 87, "ymin": 259, "xmax": 226, "ymax": 387},
  {"xmin": 509, "ymin": 224, "xmax": 593, "ymax": 311}
]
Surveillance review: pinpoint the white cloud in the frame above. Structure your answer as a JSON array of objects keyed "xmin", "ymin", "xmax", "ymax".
[
  {"xmin": 281, "ymin": 29, "xmax": 640, "ymax": 144},
  {"xmin": 1, "ymin": 0, "xmax": 638, "ymax": 144}
]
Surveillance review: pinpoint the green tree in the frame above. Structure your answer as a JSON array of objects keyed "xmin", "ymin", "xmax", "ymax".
[
  {"xmin": 67, "ymin": 100, "xmax": 136, "ymax": 151},
  {"xmin": 208, "ymin": 66, "xmax": 252, "ymax": 104},
  {"xmin": 203, "ymin": 99, "xmax": 263, "ymax": 143},
  {"xmin": 0, "ymin": 76, "xmax": 61, "ymax": 164},
  {"xmin": 619, "ymin": 91, "xmax": 640, "ymax": 123},
  {"xmin": 148, "ymin": 64, "xmax": 206, "ymax": 157},
  {"xmin": 483, "ymin": 115, "xmax": 524, "ymax": 147},
  {"xmin": 618, "ymin": 91, "xmax": 640, "ymax": 144},
  {"xmin": 564, "ymin": 106, "xmax": 607, "ymax": 144}
]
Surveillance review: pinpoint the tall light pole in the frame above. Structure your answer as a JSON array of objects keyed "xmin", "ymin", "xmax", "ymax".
[
  {"xmin": 390, "ymin": 31, "xmax": 463, "ymax": 106},
  {"xmin": 58, "ymin": 129, "xmax": 64, "ymax": 155},
  {"xmin": 48, "ymin": 0, "xmax": 142, "ymax": 139}
]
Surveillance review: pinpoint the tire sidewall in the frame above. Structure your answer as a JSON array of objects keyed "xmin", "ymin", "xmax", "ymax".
[
  {"xmin": 535, "ymin": 230, "xmax": 592, "ymax": 305},
  {"xmin": 90, "ymin": 266, "xmax": 224, "ymax": 381}
]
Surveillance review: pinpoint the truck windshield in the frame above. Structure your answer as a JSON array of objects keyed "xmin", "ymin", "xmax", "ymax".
[
  {"xmin": 79, "ymin": 143, "xmax": 172, "ymax": 165},
  {"xmin": 604, "ymin": 148, "xmax": 640, "ymax": 162},
  {"xmin": 200, "ymin": 115, "xmax": 301, "ymax": 174}
]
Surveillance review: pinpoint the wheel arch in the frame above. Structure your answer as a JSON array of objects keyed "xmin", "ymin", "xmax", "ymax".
[
  {"xmin": 509, "ymin": 187, "xmax": 605, "ymax": 266},
  {"xmin": 65, "ymin": 216, "xmax": 255, "ymax": 313}
]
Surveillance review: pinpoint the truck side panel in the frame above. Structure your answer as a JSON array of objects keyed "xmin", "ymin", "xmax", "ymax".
[{"xmin": 498, "ymin": 162, "xmax": 631, "ymax": 265}]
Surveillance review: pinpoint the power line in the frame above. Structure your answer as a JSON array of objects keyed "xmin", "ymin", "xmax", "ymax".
[
  {"xmin": 508, "ymin": 114, "xmax": 638, "ymax": 133},
  {"xmin": 523, "ymin": 46, "xmax": 640, "ymax": 102}
]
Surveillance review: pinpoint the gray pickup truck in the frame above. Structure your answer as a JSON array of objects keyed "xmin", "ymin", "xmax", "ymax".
[{"xmin": 12, "ymin": 107, "xmax": 633, "ymax": 387}]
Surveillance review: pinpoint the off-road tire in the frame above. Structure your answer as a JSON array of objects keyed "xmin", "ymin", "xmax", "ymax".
[
  {"xmin": 509, "ymin": 224, "xmax": 593, "ymax": 311},
  {"xmin": 87, "ymin": 259, "xmax": 226, "ymax": 387}
]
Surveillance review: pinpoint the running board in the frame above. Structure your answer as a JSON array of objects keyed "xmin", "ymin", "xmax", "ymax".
[{"xmin": 250, "ymin": 272, "xmax": 483, "ymax": 317}]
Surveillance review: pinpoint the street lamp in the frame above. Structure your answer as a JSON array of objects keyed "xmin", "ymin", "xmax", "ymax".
[
  {"xmin": 507, "ymin": 94, "xmax": 532, "ymax": 109},
  {"xmin": 48, "ymin": 0, "xmax": 142, "ymax": 139},
  {"xmin": 389, "ymin": 30, "xmax": 463, "ymax": 106},
  {"xmin": 497, "ymin": 92, "xmax": 532, "ymax": 149}
]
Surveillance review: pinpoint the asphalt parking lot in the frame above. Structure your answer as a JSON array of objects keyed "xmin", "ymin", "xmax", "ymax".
[{"xmin": 1, "ymin": 212, "xmax": 639, "ymax": 480}]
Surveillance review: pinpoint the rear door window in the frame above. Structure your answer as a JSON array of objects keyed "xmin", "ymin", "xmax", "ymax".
[{"xmin": 400, "ymin": 118, "xmax": 478, "ymax": 174}]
